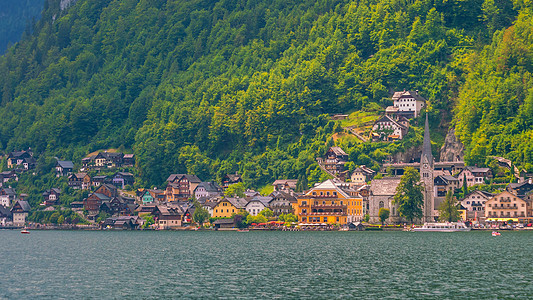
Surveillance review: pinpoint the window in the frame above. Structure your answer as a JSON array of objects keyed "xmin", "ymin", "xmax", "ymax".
[
  {"xmin": 324, "ymin": 217, "xmax": 328, "ymax": 222},
  {"xmin": 379, "ymin": 201, "xmax": 384, "ymax": 209},
  {"xmin": 302, "ymin": 201, "xmax": 307, "ymax": 206}
]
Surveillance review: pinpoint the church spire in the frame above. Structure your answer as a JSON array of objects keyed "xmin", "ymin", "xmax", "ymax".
[{"xmin": 421, "ymin": 112, "xmax": 433, "ymax": 165}]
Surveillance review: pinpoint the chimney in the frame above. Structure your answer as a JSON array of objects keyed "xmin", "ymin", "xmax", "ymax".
[{"xmin": 416, "ymin": 90, "xmax": 419, "ymax": 96}]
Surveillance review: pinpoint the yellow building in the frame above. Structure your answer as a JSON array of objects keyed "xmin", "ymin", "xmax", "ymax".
[
  {"xmin": 485, "ymin": 190, "xmax": 527, "ymax": 222},
  {"xmin": 296, "ymin": 180, "xmax": 363, "ymax": 225},
  {"xmin": 212, "ymin": 197, "xmax": 248, "ymax": 218}
]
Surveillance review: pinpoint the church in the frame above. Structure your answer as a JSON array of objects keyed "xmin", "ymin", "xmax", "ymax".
[{"xmin": 368, "ymin": 113, "xmax": 435, "ymax": 223}]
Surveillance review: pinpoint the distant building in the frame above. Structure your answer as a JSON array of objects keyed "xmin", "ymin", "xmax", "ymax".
[
  {"xmin": 7, "ymin": 150, "xmax": 36, "ymax": 170},
  {"xmin": 457, "ymin": 167, "xmax": 493, "ymax": 187},
  {"xmin": 42, "ymin": 188, "xmax": 61, "ymax": 206},
  {"xmin": 245, "ymin": 196, "xmax": 272, "ymax": 216},
  {"xmin": 55, "ymin": 160, "xmax": 74, "ymax": 177},
  {"xmin": 212, "ymin": 198, "xmax": 248, "ymax": 218},
  {"xmin": 112, "ymin": 172, "xmax": 135, "ymax": 189},
  {"xmin": 368, "ymin": 177, "xmax": 401, "ymax": 224},
  {"xmin": 371, "ymin": 115, "xmax": 408, "ymax": 142},
  {"xmin": 390, "ymin": 90, "xmax": 426, "ymax": 119},
  {"xmin": 11, "ymin": 200, "xmax": 31, "ymax": 227},
  {"xmin": 272, "ymin": 179, "xmax": 298, "ymax": 192},
  {"xmin": 0, "ymin": 205, "xmax": 12, "ymax": 226},
  {"xmin": 268, "ymin": 191, "xmax": 297, "ymax": 216},
  {"xmin": 485, "ymin": 191, "xmax": 526, "ymax": 222},
  {"xmin": 194, "ymin": 182, "xmax": 223, "ymax": 199},
  {"xmin": 350, "ymin": 166, "xmax": 375, "ymax": 184},
  {"xmin": 320, "ymin": 147, "xmax": 348, "ymax": 175},
  {"xmin": 0, "ymin": 187, "xmax": 16, "ymax": 207},
  {"xmin": 295, "ymin": 179, "xmax": 363, "ymax": 225},
  {"xmin": 221, "ymin": 173, "xmax": 242, "ymax": 189},
  {"xmin": 460, "ymin": 191, "xmax": 493, "ymax": 222},
  {"xmin": 165, "ymin": 174, "xmax": 202, "ymax": 202}
]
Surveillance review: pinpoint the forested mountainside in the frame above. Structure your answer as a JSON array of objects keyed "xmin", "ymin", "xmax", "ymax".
[
  {"xmin": 0, "ymin": 0, "xmax": 529, "ymax": 188},
  {"xmin": 0, "ymin": 0, "xmax": 45, "ymax": 54}
]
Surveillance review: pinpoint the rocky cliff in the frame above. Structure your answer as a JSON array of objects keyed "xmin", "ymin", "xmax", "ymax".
[{"xmin": 440, "ymin": 127, "xmax": 464, "ymax": 162}]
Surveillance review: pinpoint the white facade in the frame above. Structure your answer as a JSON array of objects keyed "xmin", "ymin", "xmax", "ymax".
[
  {"xmin": 245, "ymin": 200, "xmax": 267, "ymax": 216},
  {"xmin": 12, "ymin": 212, "xmax": 27, "ymax": 227}
]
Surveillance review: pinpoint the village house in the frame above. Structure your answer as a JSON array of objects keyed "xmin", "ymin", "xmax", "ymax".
[
  {"xmin": 295, "ymin": 179, "xmax": 363, "ymax": 225},
  {"xmin": 0, "ymin": 187, "xmax": 16, "ymax": 207},
  {"xmin": 194, "ymin": 182, "xmax": 223, "ymax": 199},
  {"xmin": 460, "ymin": 191, "xmax": 493, "ymax": 222},
  {"xmin": 112, "ymin": 172, "xmax": 135, "ymax": 189},
  {"xmin": 83, "ymin": 184, "xmax": 118, "ymax": 215},
  {"xmin": 268, "ymin": 191, "xmax": 297, "ymax": 216},
  {"xmin": 91, "ymin": 175, "xmax": 109, "ymax": 187},
  {"xmin": 319, "ymin": 147, "xmax": 348, "ymax": 175},
  {"xmin": 221, "ymin": 173, "xmax": 242, "ymax": 189},
  {"xmin": 350, "ymin": 165, "xmax": 376, "ymax": 184},
  {"xmin": 457, "ymin": 166, "xmax": 493, "ymax": 187},
  {"xmin": 485, "ymin": 190, "xmax": 527, "ymax": 222},
  {"xmin": 202, "ymin": 201, "xmax": 218, "ymax": 217},
  {"xmin": 390, "ymin": 90, "xmax": 426, "ymax": 119},
  {"xmin": 152, "ymin": 204, "xmax": 184, "ymax": 228},
  {"xmin": 82, "ymin": 152, "xmax": 124, "ymax": 169},
  {"xmin": 0, "ymin": 170, "xmax": 18, "ymax": 187},
  {"xmin": 165, "ymin": 174, "xmax": 202, "ymax": 202},
  {"xmin": 245, "ymin": 196, "xmax": 272, "ymax": 216},
  {"xmin": 7, "ymin": 150, "xmax": 36, "ymax": 170},
  {"xmin": 123, "ymin": 154, "xmax": 135, "ymax": 166},
  {"xmin": 11, "ymin": 200, "xmax": 31, "ymax": 227},
  {"xmin": 272, "ymin": 179, "xmax": 298, "ymax": 192},
  {"xmin": 507, "ymin": 179, "xmax": 533, "ymax": 197},
  {"xmin": 212, "ymin": 197, "xmax": 248, "ymax": 218},
  {"xmin": 102, "ymin": 216, "xmax": 141, "ymax": 230},
  {"xmin": 371, "ymin": 115, "xmax": 408, "ymax": 142},
  {"xmin": 68, "ymin": 173, "xmax": 91, "ymax": 189},
  {"xmin": 0, "ymin": 205, "xmax": 12, "ymax": 226},
  {"xmin": 139, "ymin": 189, "xmax": 165, "ymax": 204},
  {"xmin": 42, "ymin": 188, "xmax": 61, "ymax": 206},
  {"xmin": 55, "ymin": 160, "xmax": 74, "ymax": 177},
  {"xmin": 433, "ymin": 175, "xmax": 460, "ymax": 197}
]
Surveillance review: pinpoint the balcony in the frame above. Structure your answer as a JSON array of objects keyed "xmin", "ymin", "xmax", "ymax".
[
  {"xmin": 300, "ymin": 212, "xmax": 345, "ymax": 216},
  {"xmin": 309, "ymin": 194, "xmax": 338, "ymax": 198},
  {"xmin": 493, "ymin": 206, "xmax": 518, "ymax": 210},
  {"xmin": 311, "ymin": 204, "xmax": 347, "ymax": 210}
]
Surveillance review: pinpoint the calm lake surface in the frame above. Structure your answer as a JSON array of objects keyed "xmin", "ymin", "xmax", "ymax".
[{"xmin": 1, "ymin": 230, "xmax": 532, "ymax": 299}]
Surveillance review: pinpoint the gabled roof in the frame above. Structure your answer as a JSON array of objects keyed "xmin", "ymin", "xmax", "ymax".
[
  {"xmin": 464, "ymin": 190, "xmax": 494, "ymax": 200},
  {"xmin": 464, "ymin": 166, "xmax": 491, "ymax": 173},
  {"xmin": 270, "ymin": 191, "xmax": 297, "ymax": 202},
  {"xmin": 391, "ymin": 90, "xmax": 426, "ymax": 102},
  {"xmin": 272, "ymin": 179, "xmax": 298, "ymax": 188},
  {"xmin": 328, "ymin": 147, "xmax": 347, "ymax": 156},
  {"xmin": 306, "ymin": 179, "xmax": 351, "ymax": 199},
  {"xmin": 196, "ymin": 182, "xmax": 222, "ymax": 193},
  {"xmin": 166, "ymin": 174, "xmax": 201, "ymax": 183},
  {"xmin": 224, "ymin": 173, "xmax": 241, "ymax": 182},
  {"xmin": 248, "ymin": 196, "xmax": 273, "ymax": 206},
  {"xmin": 203, "ymin": 201, "xmax": 218, "ymax": 209},
  {"xmin": 374, "ymin": 115, "xmax": 406, "ymax": 129},
  {"xmin": 8, "ymin": 151, "xmax": 30, "ymax": 159},
  {"xmin": 123, "ymin": 154, "xmax": 134, "ymax": 158},
  {"xmin": 1, "ymin": 187, "xmax": 16, "ymax": 196},
  {"xmin": 91, "ymin": 193, "xmax": 111, "ymax": 201},
  {"xmin": 12, "ymin": 200, "xmax": 31, "ymax": 212},
  {"xmin": 57, "ymin": 160, "xmax": 74, "ymax": 169},
  {"xmin": 225, "ymin": 197, "xmax": 249, "ymax": 209}
]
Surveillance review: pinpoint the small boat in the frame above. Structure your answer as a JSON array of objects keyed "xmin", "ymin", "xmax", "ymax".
[
  {"xmin": 21, "ymin": 229, "xmax": 30, "ymax": 234},
  {"xmin": 237, "ymin": 229, "xmax": 249, "ymax": 232},
  {"xmin": 492, "ymin": 231, "xmax": 501, "ymax": 236},
  {"xmin": 412, "ymin": 222, "xmax": 471, "ymax": 232}
]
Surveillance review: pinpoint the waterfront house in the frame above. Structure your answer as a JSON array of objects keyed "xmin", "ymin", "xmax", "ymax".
[
  {"xmin": 0, "ymin": 205, "xmax": 12, "ymax": 226},
  {"xmin": 272, "ymin": 179, "xmax": 298, "ymax": 192},
  {"xmin": 245, "ymin": 196, "xmax": 272, "ymax": 216},
  {"xmin": 194, "ymin": 182, "xmax": 223, "ymax": 199},
  {"xmin": 457, "ymin": 166, "xmax": 493, "ymax": 187},
  {"xmin": 84, "ymin": 193, "xmax": 112, "ymax": 215},
  {"xmin": 112, "ymin": 172, "xmax": 135, "ymax": 189},
  {"xmin": 213, "ymin": 218, "xmax": 236, "ymax": 229},
  {"xmin": 55, "ymin": 160, "xmax": 74, "ymax": 177},
  {"xmin": 165, "ymin": 174, "xmax": 202, "ymax": 202},
  {"xmin": 152, "ymin": 205, "xmax": 183, "ymax": 228},
  {"xmin": 268, "ymin": 191, "xmax": 297, "ymax": 216},
  {"xmin": 460, "ymin": 191, "xmax": 493, "ymax": 222},
  {"xmin": 212, "ymin": 198, "xmax": 248, "ymax": 218},
  {"xmin": 202, "ymin": 201, "xmax": 217, "ymax": 217},
  {"xmin": 221, "ymin": 173, "xmax": 242, "ymax": 189},
  {"xmin": 42, "ymin": 188, "xmax": 61, "ymax": 206},
  {"xmin": 102, "ymin": 216, "xmax": 141, "ymax": 230},
  {"xmin": 485, "ymin": 191, "xmax": 527, "ymax": 222},
  {"xmin": 0, "ymin": 187, "xmax": 16, "ymax": 207},
  {"xmin": 11, "ymin": 200, "xmax": 30, "ymax": 227},
  {"xmin": 296, "ymin": 179, "xmax": 363, "ymax": 225}
]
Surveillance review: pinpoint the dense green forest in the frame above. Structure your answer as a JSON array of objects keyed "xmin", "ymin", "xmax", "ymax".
[
  {"xmin": 0, "ymin": 0, "xmax": 530, "ymax": 194},
  {"xmin": 0, "ymin": 0, "xmax": 44, "ymax": 54}
]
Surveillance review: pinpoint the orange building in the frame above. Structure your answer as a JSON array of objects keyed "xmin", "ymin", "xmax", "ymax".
[{"xmin": 295, "ymin": 180, "xmax": 363, "ymax": 225}]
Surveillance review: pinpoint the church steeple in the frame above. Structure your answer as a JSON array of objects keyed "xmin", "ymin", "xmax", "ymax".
[{"xmin": 421, "ymin": 112, "xmax": 433, "ymax": 166}]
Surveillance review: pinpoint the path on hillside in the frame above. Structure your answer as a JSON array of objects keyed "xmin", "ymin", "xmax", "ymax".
[{"xmin": 344, "ymin": 126, "xmax": 368, "ymax": 143}]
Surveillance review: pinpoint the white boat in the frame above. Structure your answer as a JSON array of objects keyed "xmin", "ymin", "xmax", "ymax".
[
  {"xmin": 492, "ymin": 231, "xmax": 501, "ymax": 236},
  {"xmin": 412, "ymin": 222, "xmax": 471, "ymax": 232}
]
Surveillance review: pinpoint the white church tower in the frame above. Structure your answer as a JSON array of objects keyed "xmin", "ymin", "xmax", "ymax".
[{"xmin": 420, "ymin": 112, "xmax": 434, "ymax": 222}]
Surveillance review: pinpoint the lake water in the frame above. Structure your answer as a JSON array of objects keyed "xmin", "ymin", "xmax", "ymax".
[{"xmin": 1, "ymin": 230, "xmax": 532, "ymax": 299}]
